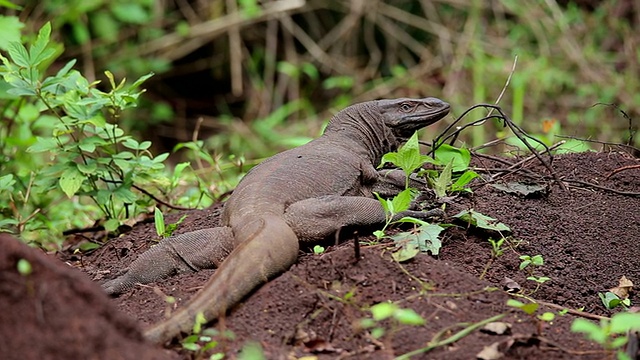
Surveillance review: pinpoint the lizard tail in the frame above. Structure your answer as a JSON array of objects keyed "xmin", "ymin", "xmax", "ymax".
[{"xmin": 144, "ymin": 214, "xmax": 299, "ymax": 344}]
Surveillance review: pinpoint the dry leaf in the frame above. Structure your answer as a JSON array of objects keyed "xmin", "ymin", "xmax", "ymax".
[
  {"xmin": 610, "ymin": 275, "xmax": 634, "ymax": 299},
  {"xmin": 481, "ymin": 322, "xmax": 512, "ymax": 335}
]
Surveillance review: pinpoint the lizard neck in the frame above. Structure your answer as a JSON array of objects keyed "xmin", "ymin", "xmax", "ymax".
[{"xmin": 324, "ymin": 102, "xmax": 398, "ymax": 164}]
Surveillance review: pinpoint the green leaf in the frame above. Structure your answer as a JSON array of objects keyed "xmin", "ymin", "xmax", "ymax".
[
  {"xmin": 90, "ymin": 11, "xmax": 119, "ymax": 42},
  {"xmin": 7, "ymin": 41, "xmax": 29, "ymax": 67},
  {"xmin": 113, "ymin": 187, "xmax": 137, "ymax": 203},
  {"xmin": 276, "ymin": 61, "xmax": 299, "ymax": 77},
  {"xmin": 453, "ymin": 209, "xmax": 511, "ymax": 232},
  {"xmin": 130, "ymin": 72, "xmax": 154, "ymax": 89},
  {"xmin": 122, "ymin": 138, "xmax": 140, "ymax": 150},
  {"xmin": 78, "ymin": 242, "xmax": 101, "ymax": 251},
  {"xmin": 154, "ymin": 207, "xmax": 165, "ymax": 237},
  {"xmin": 394, "ymin": 308, "xmax": 425, "ymax": 325},
  {"xmin": 237, "ymin": 342, "xmax": 266, "ymax": 360},
  {"xmin": 371, "ymin": 327, "xmax": 385, "ymax": 339},
  {"xmin": 391, "ymin": 223, "xmax": 444, "ymax": 257},
  {"xmin": 0, "ymin": 0, "xmax": 22, "ymax": 10},
  {"xmin": 571, "ymin": 318, "xmax": 607, "ymax": 345},
  {"xmin": 599, "ymin": 291, "xmax": 623, "ymax": 309},
  {"xmin": 391, "ymin": 242, "xmax": 419, "ymax": 262},
  {"xmin": 370, "ymin": 302, "xmax": 397, "ymax": 321},
  {"xmin": 27, "ymin": 137, "xmax": 58, "ymax": 153},
  {"xmin": 434, "ymin": 144, "xmax": 471, "ymax": 172},
  {"xmin": 153, "ymin": 152, "xmax": 169, "ymax": 163},
  {"xmin": 29, "ymin": 22, "xmax": 55, "ymax": 66},
  {"xmin": 531, "ymin": 255, "xmax": 544, "ymax": 266},
  {"xmin": 16, "ymin": 259, "xmax": 32, "ymax": 275},
  {"xmin": 322, "ymin": 75, "xmax": 354, "ymax": 90},
  {"xmin": 301, "ymin": 62, "xmax": 319, "ymax": 80},
  {"xmin": 104, "ymin": 219, "xmax": 120, "ymax": 232},
  {"xmin": 434, "ymin": 159, "xmax": 453, "ymax": 198},
  {"xmin": 111, "ymin": 3, "xmax": 150, "ymax": 24},
  {"xmin": 181, "ymin": 342, "xmax": 200, "ymax": 351},
  {"xmin": 0, "ymin": 15, "xmax": 24, "ymax": 51},
  {"xmin": 451, "ymin": 170, "xmax": 479, "ymax": 192},
  {"xmin": 610, "ymin": 313, "xmax": 640, "ymax": 333},
  {"xmin": 520, "ymin": 303, "xmax": 539, "ymax": 315},
  {"xmin": 537, "ymin": 312, "xmax": 555, "ymax": 322},
  {"xmin": 391, "ymin": 188, "xmax": 413, "ymax": 213},
  {"xmin": 0, "ymin": 174, "xmax": 15, "ymax": 190},
  {"xmin": 77, "ymin": 162, "xmax": 97, "ymax": 175},
  {"xmin": 393, "ymin": 132, "xmax": 434, "ymax": 176},
  {"xmin": 59, "ymin": 166, "xmax": 84, "ymax": 198}
]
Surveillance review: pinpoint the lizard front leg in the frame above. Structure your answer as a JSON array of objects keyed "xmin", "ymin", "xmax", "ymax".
[
  {"xmin": 102, "ymin": 227, "xmax": 234, "ymax": 295},
  {"xmin": 283, "ymin": 195, "xmax": 443, "ymax": 242}
]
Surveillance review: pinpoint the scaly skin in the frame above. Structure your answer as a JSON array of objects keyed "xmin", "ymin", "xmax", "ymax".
[{"xmin": 102, "ymin": 97, "xmax": 450, "ymax": 344}]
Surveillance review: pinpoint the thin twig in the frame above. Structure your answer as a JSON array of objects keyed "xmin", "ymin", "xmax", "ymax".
[
  {"xmin": 562, "ymin": 179, "xmax": 640, "ymax": 197},
  {"xmin": 606, "ymin": 164, "xmax": 640, "ymax": 178},
  {"xmin": 131, "ymin": 184, "xmax": 194, "ymax": 210},
  {"xmin": 488, "ymin": 54, "xmax": 518, "ymax": 117}
]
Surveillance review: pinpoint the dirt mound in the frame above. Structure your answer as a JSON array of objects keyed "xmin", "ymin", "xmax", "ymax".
[
  {"xmin": 9, "ymin": 151, "xmax": 640, "ymax": 359},
  {"xmin": 0, "ymin": 234, "xmax": 176, "ymax": 360}
]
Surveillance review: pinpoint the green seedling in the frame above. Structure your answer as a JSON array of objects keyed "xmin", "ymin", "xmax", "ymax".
[
  {"xmin": 599, "ymin": 291, "xmax": 631, "ymax": 310},
  {"xmin": 181, "ymin": 312, "xmax": 234, "ymax": 358},
  {"xmin": 571, "ymin": 312, "xmax": 640, "ymax": 359},
  {"xmin": 16, "ymin": 259, "xmax": 32, "ymax": 276},
  {"xmin": 313, "ymin": 245, "xmax": 325, "ymax": 254},
  {"xmin": 519, "ymin": 254, "xmax": 544, "ymax": 270},
  {"xmin": 479, "ymin": 237, "xmax": 506, "ymax": 280},
  {"xmin": 518, "ymin": 255, "xmax": 550, "ymax": 294},
  {"xmin": 453, "ymin": 209, "xmax": 511, "ymax": 232},
  {"xmin": 374, "ymin": 131, "xmax": 446, "ymax": 258},
  {"xmin": 507, "ymin": 299, "xmax": 555, "ymax": 335},
  {"xmin": 489, "ymin": 237, "xmax": 505, "ymax": 258},
  {"xmin": 154, "ymin": 207, "xmax": 187, "ymax": 238},
  {"xmin": 421, "ymin": 144, "xmax": 479, "ymax": 197},
  {"xmin": 359, "ymin": 302, "xmax": 426, "ymax": 339}
]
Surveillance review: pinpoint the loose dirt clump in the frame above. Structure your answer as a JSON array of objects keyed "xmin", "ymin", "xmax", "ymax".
[
  {"xmin": 3, "ymin": 151, "xmax": 639, "ymax": 359},
  {"xmin": 0, "ymin": 234, "xmax": 177, "ymax": 360}
]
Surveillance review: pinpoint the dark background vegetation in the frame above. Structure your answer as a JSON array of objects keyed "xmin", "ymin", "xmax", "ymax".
[
  {"xmin": 9, "ymin": 0, "xmax": 640, "ymax": 155},
  {"xmin": 1, "ymin": 0, "xmax": 638, "ymax": 246}
]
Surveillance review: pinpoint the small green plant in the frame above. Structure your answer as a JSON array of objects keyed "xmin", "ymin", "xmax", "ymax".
[
  {"xmin": 519, "ymin": 254, "xmax": 544, "ymax": 270},
  {"xmin": 374, "ymin": 132, "xmax": 445, "ymax": 261},
  {"xmin": 153, "ymin": 207, "xmax": 187, "ymax": 238},
  {"xmin": 180, "ymin": 312, "xmax": 234, "ymax": 358},
  {"xmin": 518, "ymin": 254, "xmax": 550, "ymax": 294},
  {"xmin": 453, "ymin": 209, "xmax": 511, "ymax": 233},
  {"xmin": 507, "ymin": 299, "xmax": 555, "ymax": 335},
  {"xmin": 313, "ymin": 245, "xmax": 325, "ymax": 254},
  {"xmin": 359, "ymin": 302, "xmax": 426, "ymax": 339},
  {"xmin": 16, "ymin": 259, "xmax": 32, "ymax": 276},
  {"xmin": 479, "ymin": 237, "xmax": 506, "ymax": 280},
  {"xmin": 571, "ymin": 312, "xmax": 640, "ymax": 360},
  {"xmin": 489, "ymin": 237, "xmax": 505, "ymax": 258},
  {"xmin": 599, "ymin": 291, "xmax": 631, "ymax": 310},
  {"xmin": 421, "ymin": 144, "xmax": 479, "ymax": 197}
]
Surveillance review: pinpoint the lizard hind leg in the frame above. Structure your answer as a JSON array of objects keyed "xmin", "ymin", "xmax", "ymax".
[{"xmin": 102, "ymin": 227, "xmax": 234, "ymax": 296}]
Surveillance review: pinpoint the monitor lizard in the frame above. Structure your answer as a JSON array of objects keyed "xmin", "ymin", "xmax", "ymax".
[{"xmin": 102, "ymin": 97, "xmax": 450, "ymax": 343}]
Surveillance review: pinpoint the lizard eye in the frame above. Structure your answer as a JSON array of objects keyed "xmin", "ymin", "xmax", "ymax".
[{"xmin": 400, "ymin": 103, "xmax": 414, "ymax": 112}]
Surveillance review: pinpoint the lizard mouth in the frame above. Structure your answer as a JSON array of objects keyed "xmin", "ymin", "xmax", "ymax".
[{"xmin": 391, "ymin": 101, "xmax": 450, "ymax": 136}]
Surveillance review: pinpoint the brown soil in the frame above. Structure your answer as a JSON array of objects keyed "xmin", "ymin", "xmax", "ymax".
[{"xmin": 2, "ymin": 151, "xmax": 639, "ymax": 359}]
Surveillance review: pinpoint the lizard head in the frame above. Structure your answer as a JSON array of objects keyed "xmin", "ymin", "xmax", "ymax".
[{"xmin": 377, "ymin": 97, "xmax": 450, "ymax": 138}]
